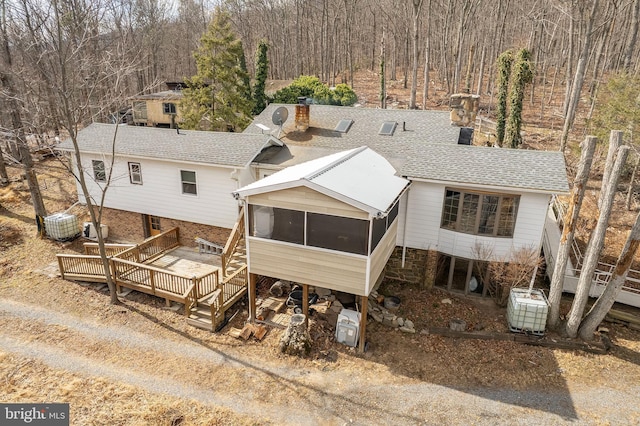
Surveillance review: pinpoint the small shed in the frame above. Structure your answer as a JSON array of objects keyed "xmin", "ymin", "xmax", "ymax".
[{"xmin": 233, "ymin": 146, "xmax": 410, "ymax": 350}]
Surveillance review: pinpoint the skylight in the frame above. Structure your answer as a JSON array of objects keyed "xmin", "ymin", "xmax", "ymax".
[
  {"xmin": 335, "ymin": 119, "xmax": 354, "ymax": 133},
  {"xmin": 379, "ymin": 121, "xmax": 397, "ymax": 136}
]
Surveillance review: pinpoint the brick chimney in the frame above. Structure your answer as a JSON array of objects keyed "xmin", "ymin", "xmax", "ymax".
[
  {"xmin": 450, "ymin": 93, "xmax": 480, "ymax": 127},
  {"xmin": 295, "ymin": 97, "xmax": 310, "ymax": 131}
]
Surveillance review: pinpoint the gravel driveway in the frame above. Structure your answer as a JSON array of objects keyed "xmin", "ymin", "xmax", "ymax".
[{"xmin": 1, "ymin": 298, "xmax": 638, "ymax": 425}]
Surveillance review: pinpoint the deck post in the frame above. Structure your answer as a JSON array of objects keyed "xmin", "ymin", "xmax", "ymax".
[
  {"xmin": 359, "ymin": 295, "xmax": 368, "ymax": 353},
  {"xmin": 57, "ymin": 255, "xmax": 65, "ymax": 280},
  {"xmin": 302, "ymin": 284, "xmax": 309, "ymax": 328},
  {"xmin": 248, "ymin": 273, "xmax": 257, "ymax": 322}
]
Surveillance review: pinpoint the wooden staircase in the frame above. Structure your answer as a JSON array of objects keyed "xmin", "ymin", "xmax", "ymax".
[{"xmin": 187, "ymin": 208, "xmax": 248, "ymax": 331}]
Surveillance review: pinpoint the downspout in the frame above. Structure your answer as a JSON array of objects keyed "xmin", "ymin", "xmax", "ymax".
[{"xmin": 401, "ymin": 185, "xmax": 411, "ymax": 268}]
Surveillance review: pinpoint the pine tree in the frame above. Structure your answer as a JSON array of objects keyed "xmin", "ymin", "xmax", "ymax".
[
  {"xmin": 253, "ymin": 40, "xmax": 268, "ymax": 115},
  {"xmin": 238, "ymin": 41, "xmax": 253, "ymax": 108},
  {"xmin": 181, "ymin": 8, "xmax": 252, "ymax": 132},
  {"xmin": 495, "ymin": 50, "xmax": 513, "ymax": 147},
  {"xmin": 504, "ymin": 48, "xmax": 533, "ymax": 148}
]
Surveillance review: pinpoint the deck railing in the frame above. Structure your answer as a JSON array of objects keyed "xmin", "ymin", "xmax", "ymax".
[
  {"xmin": 111, "ymin": 257, "xmax": 219, "ymax": 303},
  {"xmin": 549, "ymin": 195, "xmax": 640, "ymax": 292},
  {"xmin": 221, "ymin": 265, "xmax": 247, "ymax": 303},
  {"xmin": 115, "ymin": 228, "xmax": 180, "ymax": 263},
  {"xmin": 57, "ymin": 254, "xmax": 108, "ymax": 282},
  {"xmin": 196, "ymin": 269, "xmax": 220, "ymax": 301},
  {"xmin": 84, "ymin": 243, "xmax": 135, "ymax": 256}
]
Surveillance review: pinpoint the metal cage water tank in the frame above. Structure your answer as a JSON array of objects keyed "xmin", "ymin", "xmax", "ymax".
[{"xmin": 44, "ymin": 213, "xmax": 80, "ymax": 241}]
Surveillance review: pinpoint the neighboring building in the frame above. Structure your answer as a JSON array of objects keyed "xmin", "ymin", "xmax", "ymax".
[
  {"xmin": 130, "ymin": 83, "xmax": 184, "ymax": 128},
  {"xmin": 58, "ymin": 98, "xmax": 568, "ymax": 298}
]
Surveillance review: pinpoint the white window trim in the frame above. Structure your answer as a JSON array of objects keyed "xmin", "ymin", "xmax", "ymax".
[
  {"xmin": 128, "ymin": 162, "xmax": 143, "ymax": 185},
  {"xmin": 180, "ymin": 169, "xmax": 197, "ymax": 196},
  {"xmin": 92, "ymin": 160, "xmax": 106, "ymax": 183}
]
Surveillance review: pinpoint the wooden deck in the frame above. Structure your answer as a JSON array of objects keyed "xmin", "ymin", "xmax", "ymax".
[{"xmin": 57, "ymin": 227, "xmax": 248, "ymax": 331}]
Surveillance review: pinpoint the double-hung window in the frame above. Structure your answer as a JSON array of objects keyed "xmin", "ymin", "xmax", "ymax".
[
  {"xmin": 441, "ymin": 189, "xmax": 519, "ymax": 237},
  {"xmin": 92, "ymin": 160, "xmax": 106, "ymax": 182},
  {"xmin": 128, "ymin": 162, "xmax": 142, "ymax": 184},
  {"xmin": 181, "ymin": 170, "xmax": 197, "ymax": 195}
]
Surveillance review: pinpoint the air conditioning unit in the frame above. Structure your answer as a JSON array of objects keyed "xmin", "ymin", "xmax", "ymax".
[
  {"xmin": 83, "ymin": 222, "xmax": 109, "ymax": 241},
  {"xmin": 335, "ymin": 308, "xmax": 361, "ymax": 347}
]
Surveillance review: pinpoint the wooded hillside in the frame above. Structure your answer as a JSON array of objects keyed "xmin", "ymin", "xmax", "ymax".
[{"xmin": 1, "ymin": 0, "xmax": 639, "ymax": 141}]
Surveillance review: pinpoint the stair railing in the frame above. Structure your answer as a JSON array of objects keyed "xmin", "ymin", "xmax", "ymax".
[{"xmin": 221, "ymin": 207, "xmax": 245, "ymax": 277}]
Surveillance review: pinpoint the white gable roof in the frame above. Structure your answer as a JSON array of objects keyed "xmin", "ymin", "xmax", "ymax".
[{"xmin": 233, "ymin": 146, "xmax": 410, "ymax": 217}]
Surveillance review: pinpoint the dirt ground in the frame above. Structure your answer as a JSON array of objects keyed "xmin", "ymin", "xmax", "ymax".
[{"xmin": 2, "ymin": 74, "xmax": 640, "ymax": 424}]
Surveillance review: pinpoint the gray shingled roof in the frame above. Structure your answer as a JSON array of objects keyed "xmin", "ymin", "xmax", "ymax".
[
  {"xmin": 129, "ymin": 90, "xmax": 183, "ymax": 101},
  {"xmin": 247, "ymin": 104, "xmax": 461, "ymax": 147},
  {"xmin": 57, "ymin": 123, "xmax": 276, "ymax": 167},
  {"xmin": 402, "ymin": 144, "xmax": 569, "ymax": 193},
  {"xmin": 247, "ymin": 104, "xmax": 569, "ymax": 194}
]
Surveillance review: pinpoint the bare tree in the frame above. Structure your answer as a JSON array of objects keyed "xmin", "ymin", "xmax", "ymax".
[
  {"xmin": 565, "ymin": 145, "xmax": 629, "ymax": 338},
  {"xmin": 12, "ymin": 0, "xmax": 143, "ymax": 304},
  {"xmin": 599, "ymin": 131, "xmax": 623, "ymax": 210},
  {"xmin": 409, "ymin": 0, "xmax": 423, "ymax": 109},
  {"xmin": 547, "ymin": 136, "xmax": 596, "ymax": 329},
  {"xmin": 0, "ymin": 0, "xmax": 46, "ymax": 219},
  {"xmin": 560, "ymin": 0, "xmax": 599, "ymax": 152}
]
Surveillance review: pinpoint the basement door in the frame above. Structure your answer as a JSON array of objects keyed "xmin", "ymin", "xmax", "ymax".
[{"xmin": 143, "ymin": 214, "xmax": 162, "ymax": 237}]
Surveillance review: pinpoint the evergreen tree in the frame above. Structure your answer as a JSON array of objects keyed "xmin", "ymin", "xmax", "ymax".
[
  {"xmin": 253, "ymin": 40, "xmax": 269, "ymax": 115},
  {"xmin": 495, "ymin": 50, "xmax": 513, "ymax": 147},
  {"xmin": 181, "ymin": 8, "xmax": 252, "ymax": 132},
  {"xmin": 271, "ymin": 75, "xmax": 357, "ymax": 106},
  {"xmin": 238, "ymin": 41, "xmax": 253, "ymax": 108},
  {"xmin": 504, "ymin": 48, "xmax": 533, "ymax": 148}
]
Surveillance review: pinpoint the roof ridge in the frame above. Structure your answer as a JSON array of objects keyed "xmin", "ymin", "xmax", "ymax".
[{"xmin": 303, "ymin": 146, "xmax": 368, "ymax": 181}]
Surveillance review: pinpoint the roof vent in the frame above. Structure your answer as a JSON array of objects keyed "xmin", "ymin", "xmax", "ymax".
[
  {"xmin": 379, "ymin": 121, "xmax": 397, "ymax": 136},
  {"xmin": 335, "ymin": 119, "xmax": 354, "ymax": 133}
]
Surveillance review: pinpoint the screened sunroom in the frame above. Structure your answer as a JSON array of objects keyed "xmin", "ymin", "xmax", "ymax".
[{"xmin": 233, "ymin": 146, "xmax": 409, "ymax": 297}]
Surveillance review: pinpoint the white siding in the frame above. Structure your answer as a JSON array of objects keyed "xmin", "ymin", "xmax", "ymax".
[
  {"xmin": 75, "ymin": 154, "xmax": 240, "ymax": 228},
  {"xmin": 401, "ymin": 181, "xmax": 551, "ymax": 261}
]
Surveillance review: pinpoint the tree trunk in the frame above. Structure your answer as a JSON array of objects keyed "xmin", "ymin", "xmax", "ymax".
[
  {"xmin": 422, "ymin": 0, "xmax": 431, "ymax": 109},
  {"xmin": 623, "ymin": 0, "xmax": 640, "ymax": 70},
  {"xmin": 1, "ymin": 1, "xmax": 46, "ymax": 219},
  {"xmin": 626, "ymin": 156, "xmax": 639, "ymax": 210},
  {"xmin": 578, "ymin": 209, "xmax": 640, "ymax": 340},
  {"xmin": 0, "ymin": 143, "xmax": 8, "ymax": 184},
  {"xmin": 409, "ymin": 0, "xmax": 423, "ymax": 109},
  {"xmin": 380, "ymin": 29, "xmax": 386, "ymax": 109},
  {"xmin": 464, "ymin": 44, "xmax": 475, "ymax": 93},
  {"xmin": 476, "ymin": 45, "xmax": 485, "ymax": 96},
  {"xmin": 563, "ymin": 11, "xmax": 575, "ymax": 118},
  {"xmin": 560, "ymin": 0, "xmax": 599, "ymax": 152},
  {"xmin": 565, "ymin": 145, "xmax": 629, "ymax": 338},
  {"xmin": 599, "ymin": 130, "xmax": 623, "ymax": 210},
  {"xmin": 547, "ymin": 136, "xmax": 596, "ymax": 329},
  {"xmin": 422, "ymin": 38, "xmax": 430, "ymax": 109}
]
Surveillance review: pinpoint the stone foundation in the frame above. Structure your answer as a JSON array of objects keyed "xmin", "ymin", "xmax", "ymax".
[
  {"xmin": 98, "ymin": 208, "xmax": 231, "ymax": 248},
  {"xmin": 384, "ymin": 247, "xmax": 438, "ymax": 289}
]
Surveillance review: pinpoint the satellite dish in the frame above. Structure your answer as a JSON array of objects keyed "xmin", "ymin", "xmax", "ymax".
[{"xmin": 272, "ymin": 107, "xmax": 289, "ymax": 126}]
